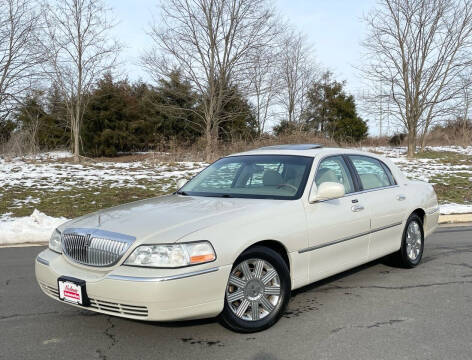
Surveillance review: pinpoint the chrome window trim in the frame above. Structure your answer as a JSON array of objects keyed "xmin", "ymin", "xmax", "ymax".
[
  {"xmin": 36, "ymin": 256, "xmax": 49, "ymax": 266},
  {"xmin": 106, "ymin": 266, "xmax": 219, "ymax": 282},
  {"xmin": 298, "ymin": 221, "xmax": 403, "ymax": 254},
  {"xmin": 347, "ymin": 184, "xmax": 400, "ymax": 196}
]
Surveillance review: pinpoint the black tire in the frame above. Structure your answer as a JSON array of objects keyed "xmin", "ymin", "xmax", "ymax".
[
  {"xmin": 396, "ymin": 214, "xmax": 424, "ymax": 268},
  {"xmin": 219, "ymin": 246, "xmax": 291, "ymax": 333}
]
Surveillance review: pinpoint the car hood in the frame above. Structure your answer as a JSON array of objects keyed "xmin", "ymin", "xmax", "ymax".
[{"xmin": 59, "ymin": 194, "xmax": 280, "ymax": 243}]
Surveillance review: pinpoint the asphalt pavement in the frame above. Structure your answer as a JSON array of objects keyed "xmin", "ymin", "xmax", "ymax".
[{"xmin": 1, "ymin": 226, "xmax": 471, "ymax": 360}]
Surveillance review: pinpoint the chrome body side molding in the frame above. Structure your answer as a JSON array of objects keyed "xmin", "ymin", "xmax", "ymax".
[
  {"xmin": 36, "ymin": 256, "xmax": 50, "ymax": 266},
  {"xmin": 298, "ymin": 221, "xmax": 403, "ymax": 254},
  {"xmin": 106, "ymin": 267, "xmax": 220, "ymax": 282}
]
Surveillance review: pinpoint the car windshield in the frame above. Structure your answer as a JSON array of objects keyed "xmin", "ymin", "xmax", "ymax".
[{"xmin": 179, "ymin": 155, "xmax": 314, "ymax": 199}]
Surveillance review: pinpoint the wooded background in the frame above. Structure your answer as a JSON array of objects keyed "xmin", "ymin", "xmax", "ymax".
[{"xmin": 1, "ymin": 0, "xmax": 471, "ymax": 161}]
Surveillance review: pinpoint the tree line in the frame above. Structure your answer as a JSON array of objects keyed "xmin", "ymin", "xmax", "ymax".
[
  {"xmin": 7, "ymin": 69, "xmax": 367, "ymax": 157},
  {"xmin": 0, "ymin": 0, "xmax": 369, "ymax": 161},
  {"xmin": 2, "ymin": 0, "xmax": 469, "ymax": 161}
]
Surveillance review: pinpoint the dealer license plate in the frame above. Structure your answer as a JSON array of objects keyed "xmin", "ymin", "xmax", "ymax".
[{"xmin": 58, "ymin": 277, "xmax": 89, "ymax": 306}]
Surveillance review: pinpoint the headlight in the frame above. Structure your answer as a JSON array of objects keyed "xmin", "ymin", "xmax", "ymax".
[
  {"xmin": 124, "ymin": 241, "xmax": 216, "ymax": 268},
  {"xmin": 49, "ymin": 229, "xmax": 62, "ymax": 253}
]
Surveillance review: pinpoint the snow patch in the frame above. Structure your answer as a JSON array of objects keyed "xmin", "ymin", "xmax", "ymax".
[
  {"xmin": 0, "ymin": 210, "xmax": 68, "ymax": 245},
  {"xmin": 360, "ymin": 146, "xmax": 472, "ymax": 183},
  {"xmin": 439, "ymin": 203, "xmax": 472, "ymax": 215}
]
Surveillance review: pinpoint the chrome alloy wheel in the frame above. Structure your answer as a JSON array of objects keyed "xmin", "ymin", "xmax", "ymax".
[
  {"xmin": 226, "ymin": 258, "xmax": 281, "ymax": 321},
  {"xmin": 406, "ymin": 221, "xmax": 422, "ymax": 261}
]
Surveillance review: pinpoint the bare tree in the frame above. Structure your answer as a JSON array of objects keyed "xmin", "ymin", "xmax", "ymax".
[
  {"xmin": 362, "ymin": 0, "xmax": 472, "ymax": 157},
  {"xmin": 458, "ymin": 71, "xmax": 472, "ymax": 146},
  {"xmin": 41, "ymin": 0, "xmax": 120, "ymax": 162},
  {"xmin": 247, "ymin": 51, "xmax": 280, "ymax": 137},
  {"xmin": 277, "ymin": 30, "xmax": 316, "ymax": 126},
  {"xmin": 141, "ymin": 0, "xmax": 278, "ymax": 161},
  {"xmin": 246, "ymin": 22, "xmax": 286, "ymax": 137},
  {"xmin": 0, "ymin": 0, "xmax": 43, "ymax": 123}
]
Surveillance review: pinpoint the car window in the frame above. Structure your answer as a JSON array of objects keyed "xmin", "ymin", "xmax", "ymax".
[
  {"xmin": 181, "ymin": 155, "xmax": 313, "ymax": 199},
  {"xmin": 314, "ymin": 156, "xmax": 354, "ymax": 193},
  {"xmin": 381, "ymin": 162, "xmax": 397, "ymax": 185},
  {"xmin": 195, "ymin": 162, "xmax": 242, "ymax": 190},
  {"xmin": 349, "ymin": 155, "xmax": 391, "ymax": 190}
]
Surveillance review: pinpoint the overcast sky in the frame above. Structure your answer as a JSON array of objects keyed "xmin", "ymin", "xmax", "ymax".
[{"xmin": 108, "ymin": 0, "xmax": 384, "ymax": 133}]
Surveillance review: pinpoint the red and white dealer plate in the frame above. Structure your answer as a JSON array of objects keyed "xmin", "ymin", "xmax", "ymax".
[{"xmin": 58, "ymin": 280, "xmax": 83, "ymax": 305}]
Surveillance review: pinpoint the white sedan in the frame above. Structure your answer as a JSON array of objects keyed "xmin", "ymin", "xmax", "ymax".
[{"xmin": 35, "ymin": 144, "xmax": 439, "ymax": 332}]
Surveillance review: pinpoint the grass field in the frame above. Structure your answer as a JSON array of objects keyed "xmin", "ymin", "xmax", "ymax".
[{"xmin": 0, "ymin": 152, "xmax": 206, "ymax": 219}]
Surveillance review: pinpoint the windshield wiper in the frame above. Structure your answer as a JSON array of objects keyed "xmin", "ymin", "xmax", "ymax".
[
  {"xmin": 220, "ymin": 194, "xmax": 233, "ymax": 198},
  {"xmin": 176, "ymin": 190, "xmax": 189, "ymax": 196}
]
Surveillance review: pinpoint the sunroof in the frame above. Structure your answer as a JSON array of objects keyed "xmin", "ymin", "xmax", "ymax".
[{"xmin": 257, "ymin": 144, "xmax": 323, "ymax": 150}]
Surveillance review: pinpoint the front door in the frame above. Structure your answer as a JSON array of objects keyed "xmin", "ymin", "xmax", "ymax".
[{"xmin": 304, "ymin": 155, "xmax": 371, "ymax": 283}]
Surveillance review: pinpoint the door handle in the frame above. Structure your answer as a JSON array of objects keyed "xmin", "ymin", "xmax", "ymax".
[
  {"xmin": 396, "ymin": 194, "xmax": 406, "ymax": 201},
  {"xmin": 351, "ymin": 204, "xmax": 365, "ymax": 212}
]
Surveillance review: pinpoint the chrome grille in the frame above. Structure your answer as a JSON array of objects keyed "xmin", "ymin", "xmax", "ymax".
[{"xmin": 62, "ymin": 228, "xmax": 135, "ymax": 267}]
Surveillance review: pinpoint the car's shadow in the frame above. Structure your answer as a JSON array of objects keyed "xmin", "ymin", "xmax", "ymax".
[{"xmin": 292, "ymin": 254, "xmax": 402, "ymax": 296}]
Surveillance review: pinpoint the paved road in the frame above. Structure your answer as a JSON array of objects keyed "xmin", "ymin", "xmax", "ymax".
[{"xmin": 1, "ymin": 227, "xmax": 472, "ymax": 360}]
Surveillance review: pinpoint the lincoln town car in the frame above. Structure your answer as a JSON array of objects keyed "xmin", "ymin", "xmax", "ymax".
[{"xmin": 35, "ymin": 144, "xmax": 439, "ymax": 332}]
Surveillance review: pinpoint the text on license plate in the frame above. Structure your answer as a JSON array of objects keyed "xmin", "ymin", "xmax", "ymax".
[{"xmin": 58, "ymin": 280, "xmax": 83, "ymax": 305}]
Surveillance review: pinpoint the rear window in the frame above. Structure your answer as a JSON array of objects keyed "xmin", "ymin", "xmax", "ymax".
[{"xmin": 349, "ymin": 155, "xmax": 392, "ymax": 190}]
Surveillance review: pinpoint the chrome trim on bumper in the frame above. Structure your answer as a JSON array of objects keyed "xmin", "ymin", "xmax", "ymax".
[
  {"xmin": 36, "ymin": 255, "xmax": 49, "ymax": 266},
  {"xmin": 298, "ymin": 221, "xmax": 403, "ymax": 254},
  {"xmin": 106, "ymin": 267, "xmax": 220, "ymax": 282}
]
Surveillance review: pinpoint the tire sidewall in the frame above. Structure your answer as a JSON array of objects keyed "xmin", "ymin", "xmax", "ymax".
[
  {"xmin": 401, "ymin": 214, "xmax": 424, "ymax": 267},
  {"xmin": 220, "ymin": 246, "xmax": 291, "ymax": 333}
]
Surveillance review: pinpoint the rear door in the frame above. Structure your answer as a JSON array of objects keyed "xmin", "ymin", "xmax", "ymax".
[
  {"xmin": 347, "ymin": 155, "xmax": 408, "ymax": 260},
  {"xmin": 304, "ymin": 155, "xmax": 371, "ymax": 283}
]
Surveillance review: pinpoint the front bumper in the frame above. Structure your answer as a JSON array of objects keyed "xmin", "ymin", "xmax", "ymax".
[
  {"xmin": 424, "ymin": 207, "xmax": 440, "ymax": 238},
  {"xmin": 35, "ymin": 249, "xmax": 232, "ymax": 321}
]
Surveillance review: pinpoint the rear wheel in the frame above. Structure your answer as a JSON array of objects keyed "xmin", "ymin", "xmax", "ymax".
[
  {"xmin": 219, "ymin": 246, "xmax": 290, "ymax": 333},
  {"xmin": 397, "ymin": 214, "xmax": 424, "ymax": 268}
]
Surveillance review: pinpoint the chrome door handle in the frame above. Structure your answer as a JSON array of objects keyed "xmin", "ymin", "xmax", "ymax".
[
  {"xmin": 351, "ymin": 204, "xmax": 365, "ymax": 212},
  {"xmin": 397, "ymin": 194, "xmax": 406, "ymax": 201}
]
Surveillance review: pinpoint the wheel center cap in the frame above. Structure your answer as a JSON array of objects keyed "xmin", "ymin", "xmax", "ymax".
[{"xmin": 245, "ymin": 279, "xmax": 264, "ymax": 300}]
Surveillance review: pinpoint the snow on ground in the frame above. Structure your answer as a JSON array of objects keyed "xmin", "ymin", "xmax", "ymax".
[
  {"xmin": 360, "ymin": 146, "xmax": 472, "ymax": 215},
  {"xmin": 0, "ymin": 210, "xmax": 68, "ymax": 245},
  {"xmin": 1, "ymin": 147, "xmax": 471, "ymax": 245},
  {"xmin": 0, "ymin": 153, "xmax": 207, "ymax": 192},
  {"xmin": 361, "ymin": 146, "xmax": 472, "ymax": 183},
  {"xmin": 439, "ymin": 203, "xmax": 472, "ymax": 215},
  {"xmin": 0, "ymin": 151, "xmax": 208, "ymax": 244}
]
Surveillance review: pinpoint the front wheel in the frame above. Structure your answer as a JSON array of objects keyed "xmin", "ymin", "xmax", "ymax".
[
  {"xmin": 219, "ymin": 246, "xmax": 291, "ymax": 333},
  {"xmin": 397, "ymin": 214, "xmax": 424, "ymax": 268}
]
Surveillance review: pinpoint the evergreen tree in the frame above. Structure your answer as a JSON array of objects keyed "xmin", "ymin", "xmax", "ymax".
[
  {"xmin": 303, "ymin": 71, "xmax": 368, "ymax": 143},
  {"xmin": 14, "ymin": 89, "xmax": 68, "ymax": 150},
  {"xmin": 219, "ymin": 86, "xmax": 258, "ymax": 142}
]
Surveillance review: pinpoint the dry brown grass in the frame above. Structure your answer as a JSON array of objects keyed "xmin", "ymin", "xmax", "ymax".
[
  {"xmin": 142, "ymin": 133, "xmax": 393, "ymax": 163},
  {"xmin": 426, "ymin": 122, "xmax": 472, "ymax": 147}
]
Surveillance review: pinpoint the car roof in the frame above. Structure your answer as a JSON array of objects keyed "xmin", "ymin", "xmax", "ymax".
[{"xmin": 229, "ymin": 145, "xmax": 376, "ymax": 158}]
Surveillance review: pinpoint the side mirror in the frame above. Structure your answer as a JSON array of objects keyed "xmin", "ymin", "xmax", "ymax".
[
  {"xmin": 309, "ymin": 182, "xmax": 345, "ymax": 203},
  {"xmin": 176, "ymin": 178, "xmax": 187, "ymax": 189}
]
